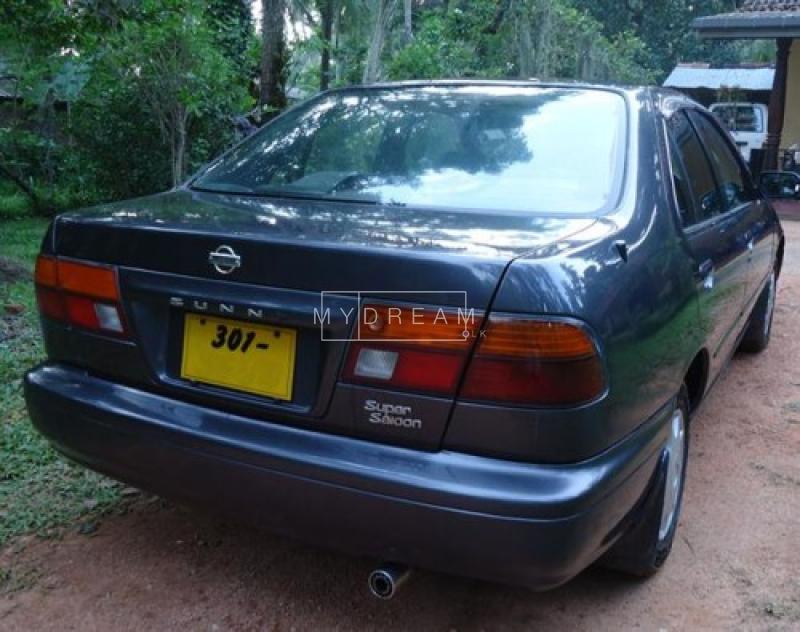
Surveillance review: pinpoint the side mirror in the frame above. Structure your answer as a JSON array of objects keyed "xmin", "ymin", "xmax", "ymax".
[{"xmin": 759, "ymin": 173, "xmax": 800, "ymax": 200}]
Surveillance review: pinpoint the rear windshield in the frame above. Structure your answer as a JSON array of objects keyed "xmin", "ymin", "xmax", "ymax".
[
  {"xmin": 711, "ymin": 104, "xmax": 764, "ymax": 133},
  {"xmin": 193, "ymin": 86, "xmax": 627, "ymax": 215}
]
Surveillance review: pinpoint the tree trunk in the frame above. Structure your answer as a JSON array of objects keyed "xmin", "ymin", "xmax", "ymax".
[
  {"xmin": 171, "ymin": 108, "xmax": 188, "ymax": 188},
  {"xmin": 403, "ymin": 0, "xmax": 413, "ymax": 43},
  {"xmin": 333, "ymin": 5, "xmax": 342, "ymax": 84},
  {"xmin": 363, "ymin": 0, "xmax": 397, "ymax": 84},
  {"xmin": 319, "ymin": 0, "xmax": 335, "ymax": 91},
  {"xmin": 534, "ymin": 0, "xmax": 553, "ymax": 79},
  {"xmin": 516, "ymin": 3, "xmax": 533, "ymax": 79},
  {"xmin": 260, "ymin": 0, "xmax": 287, "ymax": 118},
  {"xmin": 484, "ymin": 0, "xmax": 511, "ymax": 35}
]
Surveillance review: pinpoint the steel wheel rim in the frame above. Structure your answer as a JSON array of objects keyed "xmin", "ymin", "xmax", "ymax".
[
  {"xmin": 764, "ymin": 273, "xmax": 776, "ymax": 339},
  {"xmin": 659, "ymin": 408, "xmax": 686, "ymax": 541}
]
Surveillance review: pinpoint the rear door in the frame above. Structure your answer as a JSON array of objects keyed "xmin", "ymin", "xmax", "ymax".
[
  {"xmin": 687, "ymin": 110, "xmax": 770, "ymax": 322},
  {"xmin": 665, "ymin": 110, "xmax": 750, "ymax": 376}
]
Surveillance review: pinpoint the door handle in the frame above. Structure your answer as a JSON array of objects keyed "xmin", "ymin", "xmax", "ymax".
[{"xmin": 697, "ymin": 259, "xmax": 715, "ymax": 291}]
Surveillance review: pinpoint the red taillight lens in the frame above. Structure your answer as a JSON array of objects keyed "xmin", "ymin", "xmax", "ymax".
[
  {"xmin": 34, "ymin": 254, "xmax": 127, "ymax": 336},
  {"xmin": 65, "ymin": 295, "xmax": 101, "ymax": 329},
  {"xmin": 341, "ymin": 303, "xmax": 480, "ymax": 396},
  {"xmin": 460, "ymin": 317, "xmax": 605, "ymax": 406},
  {"xmin": 340, "ymin": 304, "xmax": 605, "ymax": 406},
  {"xmin": 35, "ymin": 286, "xmax": 66, "ymax": 321},
  {"xmin": 343, "ymin": 344, "xmax": 466, "ymax": 394}
]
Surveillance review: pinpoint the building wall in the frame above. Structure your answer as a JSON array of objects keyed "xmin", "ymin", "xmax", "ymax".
[{"xmin": 783, "ymin": 39, "xmax": 800, "ymax": 149}]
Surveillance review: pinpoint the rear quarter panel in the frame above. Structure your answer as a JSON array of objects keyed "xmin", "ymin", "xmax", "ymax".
[{"xmin": 444, "ymin": 90, "xmax": 704, "ymax": 462}]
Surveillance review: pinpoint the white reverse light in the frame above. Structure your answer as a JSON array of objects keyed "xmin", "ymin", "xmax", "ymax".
[
  {"xmin": 94, "ymin": 303, "xmax": 124, "ymax": 333},
  {"xmin": 354, "ymin": 348, "xmax": 399, "ymax": 380}
]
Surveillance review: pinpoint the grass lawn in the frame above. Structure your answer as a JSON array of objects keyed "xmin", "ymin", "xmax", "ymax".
[{"xmin": 0, "ymin": 217, "xmax": 121, "ymax": 548}]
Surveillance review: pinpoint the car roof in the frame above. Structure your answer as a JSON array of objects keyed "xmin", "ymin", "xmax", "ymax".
[
  {"xmin": 322, "ymin": 79, "xmax": 643, "ymax": 97},
  {"xmin": 650, "ymin": 87, "xmax": 707, "ymax": 118}
]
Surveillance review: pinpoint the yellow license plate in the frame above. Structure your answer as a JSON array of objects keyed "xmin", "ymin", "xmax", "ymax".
[{"xmin": 181, "ymin": 313, "xmax": 296, "ymax": 401}]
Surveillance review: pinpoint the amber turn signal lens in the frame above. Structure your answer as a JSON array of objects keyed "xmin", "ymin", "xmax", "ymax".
[
  {"xmin": 34, "ymin": 255, "xmax": 59, "ymax": 288},
  {"xmin": 58, "ymin": 260, "xmax": 119, "ymax": 301},
  {"xmin": 475, "ymin": 318, "xmax": 597, "ymax": 359},
  {"xmin": 358, "ymin": 303, "xmax": 480, "ymax": 349}
]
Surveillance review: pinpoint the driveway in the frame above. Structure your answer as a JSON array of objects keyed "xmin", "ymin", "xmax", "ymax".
[{"xmin": 2, "ymin": 223, "xmax": 799, "ymax": 631}]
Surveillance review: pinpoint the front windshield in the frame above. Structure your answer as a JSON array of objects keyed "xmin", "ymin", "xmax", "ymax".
[{"xmin": 193, "ymin": 86, "xmax": 627, "ymax": 215}]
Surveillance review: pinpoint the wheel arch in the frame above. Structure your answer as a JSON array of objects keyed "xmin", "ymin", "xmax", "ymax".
[
  {"xmin": 776, "ymin": 235, "xmax": 785, "ymax": 280},
  {"xmin": 683, "ymin": 349, "xmax": 709, "ymax": 415}
]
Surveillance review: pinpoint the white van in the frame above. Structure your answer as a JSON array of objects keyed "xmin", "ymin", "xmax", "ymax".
[{"xmin": 709, "ymin": 102, "xmax": 768, "ymax": 163}]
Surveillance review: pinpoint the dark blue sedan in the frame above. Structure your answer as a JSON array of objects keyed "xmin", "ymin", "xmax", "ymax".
[{"xmin": 25, "ymin": 82, "xmax": 784, "ymax": 594}]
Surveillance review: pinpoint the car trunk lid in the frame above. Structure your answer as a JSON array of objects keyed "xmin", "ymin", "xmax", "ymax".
[{"xmin": 51, "ymin": 189, "xmax": 600, "ymax": 448}]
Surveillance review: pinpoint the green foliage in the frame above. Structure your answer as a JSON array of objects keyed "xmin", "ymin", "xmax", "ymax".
[
  {"xmin": 0, "ymin": 125, "xmax": 104, "ymax": 216},
  {"xmin": 0, "ymin": 0, "xmax": 253, "ymax": 213},
  {"xmin": 385, "ymin": 1, "xmax": 655, "ymax": 84},
  {"xmin": 387, "ymin": 13, "xmax": 476, "ymax": 80},
  {"xmin": 579, "ymin": 0, "xmax": 774, "ymax": 82},
  {"xmin": 206, "ymin": 0, "xmax": 255, "ymax": 75},
  {"xmin": 76, "ymin": 0, "xmax": 251, "ymax": 193},
  {"xmin": 0, "ymin": 185, "xmax": 33, "ymax": 220}
]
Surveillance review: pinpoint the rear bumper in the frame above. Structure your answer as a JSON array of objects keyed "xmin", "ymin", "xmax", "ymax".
[{"xmin": 25, "ymin": 363, "xmax": 671, "ymax": 589}]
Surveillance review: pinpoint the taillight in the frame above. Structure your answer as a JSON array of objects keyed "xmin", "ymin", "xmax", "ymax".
[
  {"xmin": 460, "ymin": 317, "xmax": 605, "ymax": 406},
  {"xmin": 341, "ymin": 303, "xmax": 481, "ymax": 396},
  {"xmin": 340, "ymin": 303, "xmax": 605, "ymax": 407},
  {"xmin": 34, "ymin": 255, "xmax": 127, "ymax": 336}
]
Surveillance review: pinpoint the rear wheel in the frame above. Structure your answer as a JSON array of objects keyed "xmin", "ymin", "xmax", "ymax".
[
  {"xmin": 739, "ymin": 270, "xmax": 777, "ymax": 353},
  {"xmin": 601, "ymin": 387, "xmax": 690, "ymax": 577}
]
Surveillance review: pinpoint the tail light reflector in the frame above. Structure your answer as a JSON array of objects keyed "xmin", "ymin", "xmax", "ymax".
[
  {"xmin": 460, "ymin": 317, "xmax": 605, "ymax": 406},
  {"xmin": 35, "ymin": 255, "xmax": 127, "ymax": 337}
]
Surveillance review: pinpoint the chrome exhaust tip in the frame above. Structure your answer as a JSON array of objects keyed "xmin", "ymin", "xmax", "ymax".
[{"xmin": 368, "ymin": 563, "xmax": 411, "ymax": 600}]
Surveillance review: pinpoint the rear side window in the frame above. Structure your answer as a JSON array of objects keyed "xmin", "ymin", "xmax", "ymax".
[
  {"xmin": 687, "ymin": 111, "xmax": 756, "ymax": 210},
  {"xmin": 711, "ymin": 104, "xmax": 763, "ymax": 133},
  {"xmin": 666, "ymin": 111, "xmax": 721, "ymax": 225},
  {"xmin": 666, "ymin": 132, "xmax": 695, "ymax": 226}
]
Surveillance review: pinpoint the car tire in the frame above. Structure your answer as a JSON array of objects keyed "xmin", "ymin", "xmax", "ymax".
[
  {"xmin": 739, "ymin": 269, "xmax": 777, "ymax": 354},
  {"xmin": 600, "ymin": 386, "xmax": 690, "ymax": 577}
]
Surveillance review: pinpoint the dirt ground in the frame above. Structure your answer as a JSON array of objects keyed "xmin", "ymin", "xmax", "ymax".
[{"xmin": 2, "ymin": 224, "xmax": 800, "ymax": 632}]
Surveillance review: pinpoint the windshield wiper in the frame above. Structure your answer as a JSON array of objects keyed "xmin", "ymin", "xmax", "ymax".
[
  {"xmin": 191, "ymin": 182, "xmax": 255, "ymax": 194},
  {"xmin": 251, "ymin": 186, "xmax": 382, "ymax": 205},
  {"xmin": 192, "ymin": 183, "xmax": 406, "ymax": 207}
]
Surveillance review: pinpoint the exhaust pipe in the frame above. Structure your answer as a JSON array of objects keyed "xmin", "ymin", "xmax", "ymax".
[{"xmin": 368, "ymin": 563, "xmax": 411, "ymax": 600}]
